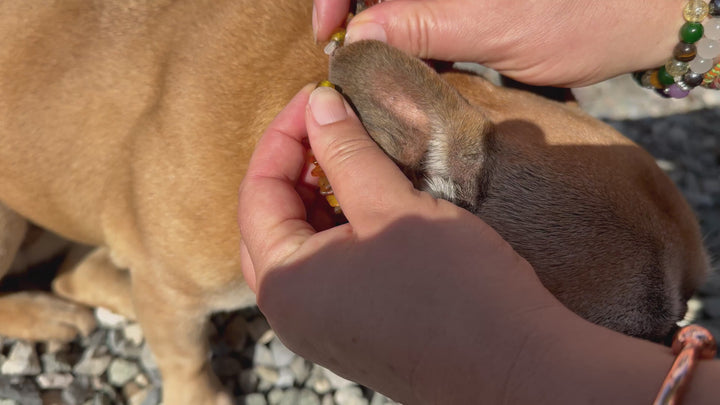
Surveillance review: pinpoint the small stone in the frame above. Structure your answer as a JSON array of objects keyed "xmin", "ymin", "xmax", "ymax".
[
  {"xmin": 270, "ymin": 339, "xmax": 296, "ymax": 368},
  {"xmin": 0, "ymin": 376, "xmax": 42, "ymax": 405},
  {"xmin": 247, "ymin": 317, "xmax": 272, "ymax": 342},
  {"xmin": 267, "ymin": 388, "xmax": 286, "ymax": 405},
  {"xmin": 319, "ymin": 367, "xmax": 355, "ymax": 389},
  {"xmin": 255, "ymin": 365, "xmax": 280, "ymax": 387},
  {"xmin": 305, "ymin": 366, "xmax": 332, "ymax": 395},
  {"xmin": 275, "ymin": 367, "xmax": 295, "ymax": 389},
  {"xmin": 369, "ymin": 392, "xmax": 398, "ymax": 405},
  {"xmin": 123, "ymin": 324, "xmax": 145, "ymax": 346},
  {"xmin": 88, "ymin": 393, "xmax": 114, "ymax": 405},
  {"xmin": 289, "ymin": 357, "xmax": 311, "ymax": 384},
  {"xmin": 107, "ymin": 329, "xmax": 143, "ymax": 359},
  {"xmin": 134, "ymin": 372, "xmax": 149, "ymax": 387},
  {"xmin": 139, "ymin": 387, "xmax": 161, "ymax": 405},
  {"xmin": 73, "ymin": 353, "xmax": 112, "ymax": 376},
  {"xmin": 1, "ymin": 341, "xmax": 41, "ymax": 375},
  {"xmin": 36, "ymin": 373, "xmax": 74, "ymax": 389},
  {"xmin": 139, "ymin": 344, "xmax": 158, "ymax": 372},
  {"xmin": 107, "ymin": 358, "xmax": 140, "ymax": 386},
  {"xmin": 61, "ymin": 376, "xmax": 93, "ymax": 405},
  {"xmin": 0, "ymin": 400, "xmax": 19, "ymax": 405},
  {"xmin": 321, "ymin": 394, "xmax": 335, "ymax": 405},
  {"xmin": 244, "ymin": 393, "xmax": 268, "ymax": 405},
  {"xmin": 253, "ymin": 344, "xmax": 276, "ymax": 367},
  {"xmin": 126, "ymin": 385, "xmax": 152, "ymax": 405},
  {"xmin": 333, "ymin": 386, "xmax": 368, "ymax": 405},
  {"xmin": 95, "ymin": 307, "xmax": 128, "ymax": 329},
  {"xmin": 41, "ymin": 352, "xmax": 73, "ymax": 374},
  {"xmin": 298, "ymin": 388, "xmax": 321, "ymax": 405}
]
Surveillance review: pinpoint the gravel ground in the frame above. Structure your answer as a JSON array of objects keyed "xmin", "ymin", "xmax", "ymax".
[{"xmin": 1, "ymin": 75, "xmax": 720, "ymax": 405}]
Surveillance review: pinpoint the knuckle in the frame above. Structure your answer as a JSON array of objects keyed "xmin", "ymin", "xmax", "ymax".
[
  {"xmin": 400, "ymin": 4, "xmax": 437, "ymax": 59},
  {"xmin": 322, "ymin": 134, "xmax": 378, "ymax": 173}
]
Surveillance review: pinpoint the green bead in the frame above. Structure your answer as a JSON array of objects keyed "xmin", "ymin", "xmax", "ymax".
[
  {"xmin": 680, "ymin": 22, "xmax": 704, "ymax": 43},
  {"xmin": 658, "ymin": 66, "xmax": 675, "ymax": 85}
]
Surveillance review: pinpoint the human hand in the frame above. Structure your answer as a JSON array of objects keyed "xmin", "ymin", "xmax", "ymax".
[
  {"xmin": 312, "ymin": 0, "xmax": 684, "ymax": 87},
  {"xmin": 238, "ymin": 84, "xmax": 569, "ymax": 402}
]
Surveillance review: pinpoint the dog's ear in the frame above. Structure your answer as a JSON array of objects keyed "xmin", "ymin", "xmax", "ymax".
[{"xmin": 328, "ymin": 40, "xmax": 493, "ymax": 210}]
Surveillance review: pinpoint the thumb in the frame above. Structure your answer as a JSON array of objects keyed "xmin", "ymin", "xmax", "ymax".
[
  {"xmin": 306, "ymin": 86, "xmax": 422, "ymax": 235},
  {"xmin": 345, "ymin": 0, "xmax": 491, "ymax": 63}
]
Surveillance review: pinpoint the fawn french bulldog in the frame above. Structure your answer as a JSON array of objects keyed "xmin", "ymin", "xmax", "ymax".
[{"xmin": 0, "ymin": 0, "xmax": 707, "ymax": 403}]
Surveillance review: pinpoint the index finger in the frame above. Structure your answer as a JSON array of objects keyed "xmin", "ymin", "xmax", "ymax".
[
  {"xmin": 238, "ymin": 84, "xmax": 317, "ymax": 273},
  {"xmin": 313, "ymin": 0, "xmax": 353, "ymax": 41}
]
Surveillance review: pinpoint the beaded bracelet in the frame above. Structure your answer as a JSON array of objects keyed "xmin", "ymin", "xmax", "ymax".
[
  {"xmin": 653, "ymin": 325, "xmax": 716, "ymax": 405},
  {"xmin": 635, "ymin": 0, "xmax": 720, "ymax": 97}
]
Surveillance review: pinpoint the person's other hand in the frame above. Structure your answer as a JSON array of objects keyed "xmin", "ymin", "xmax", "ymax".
[
  {"xmin": 313, "ymin": 0, "xmax": 684, "ymax": 87},
  {"xmin": 238, "ymin": 84, "xmax": 566, "ymax": 402}
]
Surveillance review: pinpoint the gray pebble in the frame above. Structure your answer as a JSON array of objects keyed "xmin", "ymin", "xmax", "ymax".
[
  {"xmin": 319, "ymin": 367, "xmax": 355, "ymax": 390},
  {"xmin": 94, "ymin": 307, "xmax": 128, "ymax": 329},
  {"xmin": 334, "ymin": 386, "xmax": 368, "ymax": 405},
  {"xmin": 253, "ymin": 344, "xmax": 276, "ymax": 368},
  {"xmin": 36, "ymin": 372, "xmax": 74, "ymax": 389},
  {"xmin": 321, "ymin": 394, "xmax": 335, "ymax": 405},
  {"xmin": 140, "ymin": 387, "xmax": 161, "ymax": 405},
  {"xmin": 244, "ymin": 393, "xmax": 269, "ymax": 405},
  {"xmin": 267, "ymin": 388, "xmax": 286, "ymax": 405},
  {"xmin": 107, "ymin": 358, "xmax": 140, "ymax": 386},
  {"xmin": 270, "ymin": 339, "xmax": 296, "ymax": 368},
  {"xmin": 41, "ymin": 352, "xmax": 73, "ymax": 374},
  {"xmin": 255, "ymin": 365, "xmax": 280, "ymax": 390},
  {"xmin": 304, "ymin": 366, "xmax": 331, "ymax": 395},
  {"xmin": 298, "ymin": 388, "xmax": 322, "ymax": 405},
  {"xmin": 0, "ymin": 376, "xmax": 42, "ymax": 405},
  {"xmin": 1, "ymin": 341, "xmax": 41, "ymax": 375},
  {"xmin": 289, "ymin": 357, "xmax": 311, "ymax": 385},
  {"xmin": 73, "ymin": 352, "xmax": 112, "ymax": 377},
  {"xmin": 275, "ymin": 367, "xmax": 295, "ymax": 389},
  {"xmin": 122, "ymin": 324, "xmax": 144, "ymax": 347},
  {"xmin": 61, "ymin": 376, "xmax": 94, "ymax": 405}
]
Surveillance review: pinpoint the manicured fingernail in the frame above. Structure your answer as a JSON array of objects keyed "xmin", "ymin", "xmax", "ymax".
[
  {"xmin": 309, "ymin": 87, "xmax": 348, "ymax": 125},
  {"xmin": 346, "ymin": 22, "xmax": 387, "ymax": 44},
  {"xmin": 312, "ymin": 3, "xmax": 318, "ymax": 43}
]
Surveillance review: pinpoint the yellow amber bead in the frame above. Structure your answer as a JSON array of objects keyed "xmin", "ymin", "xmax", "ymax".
[
  {"xmin": 316, "ymin": 80, "xmax": 336, "ymax": 89},
  {"xmin": 649, "ymin": 70, "xmax": 664, "ymax": 89},
  {"xmin": 325, "ymin": 194, "xmax": 340, "ymax": 208},
  {"xmin": 684, "ymin": 0, "xmax": 709, "ymax": 22},
  {"xmin": 330, "ymin": 29, "xmax": 346, "ymax": 44}
]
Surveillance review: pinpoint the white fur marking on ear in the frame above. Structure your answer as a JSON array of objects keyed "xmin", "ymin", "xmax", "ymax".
[{"xmin": 422, "ymin": 128, "xmax": 458, "ymax": 201}]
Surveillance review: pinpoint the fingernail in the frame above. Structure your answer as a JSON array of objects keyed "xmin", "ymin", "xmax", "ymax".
[
  {"xmin": 312, "ymin": 3, "xmax": 318, "ymax": 43},
  {"xmin": 346, "ymin": 22, "xmax": 387, "ymax": 44},
  {"xmin": 309, "ymin": 87, "xmax": 348, "ymax": 125}
]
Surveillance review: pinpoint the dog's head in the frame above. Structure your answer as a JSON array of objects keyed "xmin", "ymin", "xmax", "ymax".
[{"xmin": 329, "ymin": 40, "xmax": 709, "ymax": 341}]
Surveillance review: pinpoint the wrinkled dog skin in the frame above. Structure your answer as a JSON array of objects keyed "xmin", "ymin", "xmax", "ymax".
[{"xmin": 0, "ymin": 1, "xmax": 707, "ymax": 403}]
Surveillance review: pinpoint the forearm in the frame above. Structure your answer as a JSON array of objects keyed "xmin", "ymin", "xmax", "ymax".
[{"xmin": 401, "ymin": 304, "xmax": 720, "ymax": 405}]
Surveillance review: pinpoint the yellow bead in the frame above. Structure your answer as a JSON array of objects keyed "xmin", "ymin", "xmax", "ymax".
[
  {"xmin": 316, "ymin": 80, "xmax": 335, "ymax": 89},
  {"xmin": 684, "ymin": 0, "xmax": 709, "ymax": 22},
  {"xmin": 649, "ymin": 70, "xmax": 664, "ymax": 89},
  {"xmin": 330, "ymin": 29, "xmax": 346, "ymax": 44},
  {"xmin": 325, "ymin": 194, "xmax": 340, "ymax": 208}
]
